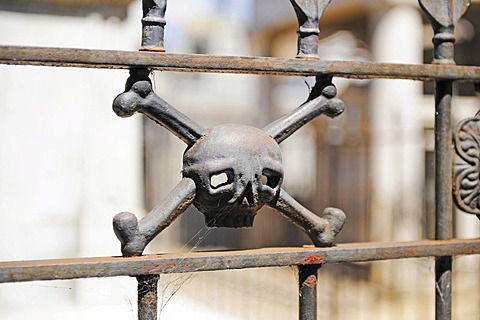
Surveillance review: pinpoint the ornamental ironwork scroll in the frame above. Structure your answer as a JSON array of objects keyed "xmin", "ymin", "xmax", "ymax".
[
  {"xmin": 112, "ymin": 0, "xmax": 346, "ymax": 257},
  {"xmin": 453, "ymin": 110, "xmax": 480, "ymax": 220}
]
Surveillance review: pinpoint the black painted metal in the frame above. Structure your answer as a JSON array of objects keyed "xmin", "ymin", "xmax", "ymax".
[
  {"xmin": 0, "ymin": 1, "xmax": 478, "ymax": 319},
  {"xmin": 112, "ymin": 70, "xmax": 346, "ymax": 257},
  {"xmin": 453, "ymin": 109, "xmax": 480, "ymax": 219},
  {"xmin": 263, "ymin": 76, "xmax": 344, "ymax": 143},
  {"xmin": 453, "ymin": 83, "xmax": 480, "ymax": 220},
  {"xmin": 141, "ymin": 0, "xmax": 166, "ymax": 52},
  {"xmin": 113, "ymin": 178, "xmax": 196, "ymax": 257},
  {"xmin": 419, "ymin": 1, "xmax": 471, "ymax": 319},
  {"xmin": 434, "ymin": 29, "xmax": 454, "ymax": 320},
  {"xmin": 434, "ymin": 80, "xmax": 453, "ymax": 242},
  {"xmin": 289, "ymin": 0, "xmax": 331, "ymax": 58},
  {"xmin": 298, "ymin": 265, "xmax": 320, "ymax": 320},
  {"xmin": 1, "ymin": 239, "xmax": 479, "ymax": 283},
  {"xmin": 435, "ymin": 256, "xmax": 452, "ymax": 320},
  {"xmin": 418, "ymin": 0, "xmax": 469, "ymax": 65},
  {"xmin": 3, "ymin": 45, "xmax": 480, "ymax": 80},
  {"xmin": 137, "ymin": 275, "xmax": 160, "ymax": 320},
  {"xmin": 113, "ymin": 68, "xmax": 206, "ymax": 146}
]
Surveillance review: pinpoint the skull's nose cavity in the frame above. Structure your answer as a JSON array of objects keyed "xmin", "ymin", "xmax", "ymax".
[{"xmin": 241, "ymin": 181, "xmax": 255, "ymax": 206}]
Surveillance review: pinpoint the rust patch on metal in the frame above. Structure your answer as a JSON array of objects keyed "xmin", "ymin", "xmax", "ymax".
[
  {"xmin": 150, "ymin": 261, "xmax": 179, "ymax": 272},
  {"xmin": 303, "ymin": 274, "xmax": 317, "ymax": 287},
  {"xmin": 406, "ymin": 249, "xmax": 417, "ymax": 258},
  {"xmin": 302, "ymin": 254, "xmax": 323, "ymax": 265}
]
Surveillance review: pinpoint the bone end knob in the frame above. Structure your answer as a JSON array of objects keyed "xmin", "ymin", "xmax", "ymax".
[
  {"xmin": 309, "ymin": 207, "xmax": 346, "ymax": 246},
  {"xmin": 113, "ymin": 212, "xmax": 145, "ymax": 257}
]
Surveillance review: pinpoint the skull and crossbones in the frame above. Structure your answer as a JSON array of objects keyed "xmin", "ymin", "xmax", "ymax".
[{"xmin": 113, "ymin": 68, "xmax": 346, "ymax": 256}]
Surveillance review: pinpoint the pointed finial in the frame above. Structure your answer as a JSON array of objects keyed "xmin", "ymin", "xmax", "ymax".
[
  {"xmin": 419, "ymin": 0, "xmax": 470, "ymax": 63},
  {"xmin": 289, "ymin": 0, "xmax": 332, "ymax": 58},
  {"xmin": 141, "ymin": 0, "xmax": 167, "ymax": 52}
]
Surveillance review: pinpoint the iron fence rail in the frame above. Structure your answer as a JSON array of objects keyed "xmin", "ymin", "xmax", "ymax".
[
  {"xmin": 1, "ymin": 43, "xmax": 479, "ymax": 318},
  {"xmin": 1, "ymin": 1, "xmax": 479, "ymax": 318},
  {"xmin": 2, "ymin": 45, "xmax": 480, "ymax": 81},
  {"xmin": 1, "ymin": 239, "xmax": 480, "ymax": 283}
]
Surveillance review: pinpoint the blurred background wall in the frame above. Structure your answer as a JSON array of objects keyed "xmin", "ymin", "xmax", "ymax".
[{"xmin": 0, "ymin": 0, "xmax": 479, "ymax": 319}]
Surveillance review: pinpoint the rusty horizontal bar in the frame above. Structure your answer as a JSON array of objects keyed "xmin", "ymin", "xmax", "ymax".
[
  {"xmin": 1, "ymin": 45, "xmax": 480, "ymax": 80},
  {"xmin": 1, "ymin": 239, "xmax": 479, "ymax": 283}
]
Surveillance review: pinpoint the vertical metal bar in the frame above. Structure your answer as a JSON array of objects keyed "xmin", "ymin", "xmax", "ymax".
[
  {"xmin": 434, "ymin": 79, "xmax": 453, "ymax": 242},
  {"xmin": 298, "ymin": 265, "xmax": 320, "ymax": 320},
  {"xmin": 434, "ymin": 43, "xmax": 454, "ymax": 320},
  {"xmin": 432, "ymin": 22, "xmax": 455, "ymax": 320},
  {"xmin": 433, "ymin": 27, "xmax": 454, "ymax": 320},
  {"xmin": 137, "ymin": 274, "xmax": 160, "ymax": 320},
  {"xmin": 435, "ymin": 79, "xmax": 453, "ymax": 320},
  {"xmin": 435, "ymin": 256, "xmax": 452, "ymax": 319},
  {"xmin": 141, "ymin": 0, "xmax": 167, "ymax": 52},
  {"xmin": 417, "ymin": 1, "xmax": 469, "ymax": 318}
]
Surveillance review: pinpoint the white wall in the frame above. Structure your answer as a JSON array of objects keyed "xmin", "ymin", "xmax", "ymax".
[
  {"xmin": 0, "ymin": 2, "xmax": 260, "ymax": 319},
  {"xmin": 0, "ymin": 3, "xmax": 144, "ymax": 319},
  {"xmin": 369, "ymin": 5, "xmax": 428, "ymax": 294}
]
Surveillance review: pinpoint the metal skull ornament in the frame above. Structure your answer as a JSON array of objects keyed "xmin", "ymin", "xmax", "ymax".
[
  {"xmin": 112, "ymin": 68, "xmax": 346, "ymax": 257},
  {"xmin": 183, "ymin": 124, "xmax": 283, "ymax": 227}
]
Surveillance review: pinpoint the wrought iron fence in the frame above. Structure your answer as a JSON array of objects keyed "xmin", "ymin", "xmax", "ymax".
[{"xmin": 1, "ymin": 0, "xmax": 480, "ymax": 319}]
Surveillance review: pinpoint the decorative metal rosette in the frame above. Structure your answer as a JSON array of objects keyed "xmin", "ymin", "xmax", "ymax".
[{"xmin": 453, "ymin": 111, "xmax": 480, "ymax": 219}]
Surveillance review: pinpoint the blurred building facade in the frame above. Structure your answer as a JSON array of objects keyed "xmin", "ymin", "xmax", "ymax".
[{"xmin": 0, "ymin": 0, "xmax": 480, "ymax": 319}]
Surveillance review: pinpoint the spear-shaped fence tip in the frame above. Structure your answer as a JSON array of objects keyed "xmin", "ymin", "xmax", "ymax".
[{"xmin": 289, "ymin": 0, "xmax": 332, "ymax": 58}]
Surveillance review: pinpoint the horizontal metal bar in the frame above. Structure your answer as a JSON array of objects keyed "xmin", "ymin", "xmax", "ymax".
[
  {"xmin": 1, "ymin": 239, "xmax": 479, "ymax": 283},
  {"xmin": 1, "ymin": 45, "xmax": 480, "ymax": 80}
]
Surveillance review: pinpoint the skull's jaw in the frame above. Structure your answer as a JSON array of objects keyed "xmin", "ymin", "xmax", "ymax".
[{"xmin": 195, "ymin": 203, "xmax": 262, "ymax": 228}]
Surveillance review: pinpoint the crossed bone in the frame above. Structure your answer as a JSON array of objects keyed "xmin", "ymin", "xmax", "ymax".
[{"xmin": 113, "ymin": 68, "xmax": 346, "ymax": 256}]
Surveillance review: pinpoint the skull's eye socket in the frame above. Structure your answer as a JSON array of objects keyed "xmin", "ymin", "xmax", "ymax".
[
  {"xmin": 261, "ymin": 169, "xmax": 281, "ymax": 188},
  {"xmin": 210, "ymin": 170, "xmax": 233, "ymax": 189}
]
